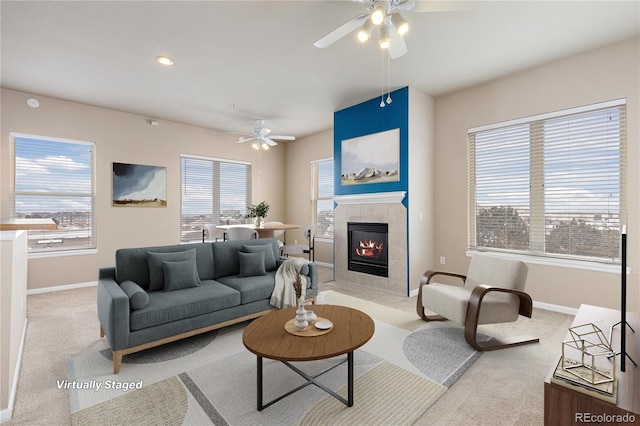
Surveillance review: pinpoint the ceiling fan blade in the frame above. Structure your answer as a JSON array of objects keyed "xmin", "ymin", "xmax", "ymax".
[
  {"xmin": 236, "ymin": 137, "xmax": 258, "ymax": 144},
  {"xmin": 389, "ymin": 29, "xmax": 408, "ymax": 59},
  {"xmin": 269, "ymin": 135, "xmax": 296, "ymax": 141},
  {"xmin": 263, "ymin": 137, "xmax": 278, "ymax": 147},
  {"xmin": 257, "ymin": 127, "xmax": 271, "ymax": 138},
  {"xmin": 314, "ymin": 13, "xmax": 368, "ymax": 48}
]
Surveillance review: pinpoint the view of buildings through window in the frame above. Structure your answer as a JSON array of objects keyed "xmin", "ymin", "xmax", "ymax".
[
  {"xmin": 469, "ymin": 100, "xmax": 626, "ymax": 262},
  {"xmin": 180, "ymin": 155, "xmax": 251, "ymax": 242},
  {"xmin": 11, "ymin": 134, "xmax": 96, "ymax": 252}
]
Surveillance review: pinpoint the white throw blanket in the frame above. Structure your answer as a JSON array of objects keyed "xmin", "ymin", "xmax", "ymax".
[{"xmin": 270, "ymin": 257, "xmax": 309, "ymax": 308}]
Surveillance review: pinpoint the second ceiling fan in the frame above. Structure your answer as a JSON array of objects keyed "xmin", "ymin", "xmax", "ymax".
[{"xmin": 230, "ymin": 119, "xmax": 295, "ymax": 150}]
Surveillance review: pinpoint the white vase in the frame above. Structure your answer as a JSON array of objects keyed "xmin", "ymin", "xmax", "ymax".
[
  {"xmin": 294, "ymin": 306, "xmax": 308, "ymax": 331},
  {"xmin": 305, "ymin": 310, "xmax": 317, "ymax": 323},
  {"xmin": 254, "ymin": 216, "xmax": 264, "ymax": 228}
]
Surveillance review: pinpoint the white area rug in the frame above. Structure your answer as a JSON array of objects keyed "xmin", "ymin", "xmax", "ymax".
[{"xmin": 68, "ymin": 291, "xmax": 482, "ymax": 425}]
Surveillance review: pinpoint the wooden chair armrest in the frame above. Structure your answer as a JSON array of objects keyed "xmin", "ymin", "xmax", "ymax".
[
  {"xmin": 465, "ymin": 284, "xmax": 538, "ymax": 351},
  {"xmin": 420, "ymin": 270, "xmax": 467, "ymax": 286},
  {"xmin": 467, "ymin": 285, "xmax": 534, "ymax": 321}
]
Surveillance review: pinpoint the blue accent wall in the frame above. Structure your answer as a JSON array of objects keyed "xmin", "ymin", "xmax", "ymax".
[{"xmin": 334, "ymin": 86, "xmax": 409, "ymax": 206}]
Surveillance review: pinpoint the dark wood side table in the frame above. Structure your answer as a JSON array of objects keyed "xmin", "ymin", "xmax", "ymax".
[
  {"xmin": 242, "ymin": 304, "xmax": 375, "ymax": 411},
  {"xmin": 544, "ymin": 304, "xmax": 639, "ymax": 425}
]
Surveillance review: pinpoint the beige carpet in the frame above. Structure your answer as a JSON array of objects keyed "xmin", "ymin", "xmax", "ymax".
[{"xmin": 7, "ymin": 277, "xmax": 575, "ymax": 425}]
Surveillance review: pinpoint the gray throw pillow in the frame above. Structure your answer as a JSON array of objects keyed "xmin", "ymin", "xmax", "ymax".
[
  {"xmin": 238, "ymin": 251, "xmax": 267, "ymax": 277},
  {"xmin": 147, "ymin": 249, "xmax": 197, "ymax": 292},
  {"xmin": 242, "ymin": 244, "xmax": 276, "ymax": 271},
  {"xmin": 162, "ymin": 257, "xmax": 201, "ymax": 292},
  {"xmin": 120, "ymin": 280, "xmax": 149, "ymax": 310}
]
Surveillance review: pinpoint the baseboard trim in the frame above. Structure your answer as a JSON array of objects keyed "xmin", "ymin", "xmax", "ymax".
[
  {"xmin": 532, "ymin": 300, "xmax": 578, "ymax": 316},
  {"xmin": 27, "ymin": 281, "xmax": 97, "ymax": 295},
  {"xmin": 0, "ymin": 319, "xmax": 28, "ymax": 424}
]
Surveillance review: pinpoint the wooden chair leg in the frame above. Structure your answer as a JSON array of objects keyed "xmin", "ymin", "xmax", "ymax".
[
  {"xmin": 113, "ymin": 350, "xmax": 123, "ymax": 374},
  {"xmin": 100, "ymin": 325, "xmax": 104, "ymax": 338},
  {"xmin": 464, "ymin": 321, "xmax": 539, "ymax": 351}
]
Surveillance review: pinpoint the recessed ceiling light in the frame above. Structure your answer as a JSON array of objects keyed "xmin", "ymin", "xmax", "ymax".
[
  {"xmin": 27, "ymin": 98, "xmax": 40, "ymax": 108},
  {"xmin": 156, "ymin": 56, "xmax": 174, "ymax": 66}
]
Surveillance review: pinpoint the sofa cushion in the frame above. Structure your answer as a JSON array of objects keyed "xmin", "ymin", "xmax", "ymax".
[
  {"xmin": 216, "ymin": 271, "xmax": 276, "ymax": 304},
  {"xmin": 116, "ymin": 243, "xmax": 214, "ymax": 291},
  {"xmin": 238, "ymin": 251, "xmax": 267, "ymax": 277},
  {"xmin": 242, "ymin": 244, "xmax": 276, "ymax": 271},
  {"xmin": 212, "ymin": 239, "xmax": 279, "ymax": 279},
  {"xmin": 129, "ymin": 280, "xmax": 240, "ymax": 331},
  {"xmin": 147, "ymin": 249, "xmax": 197, "ymax": 292},
  {"xmin": 120, "ymin": 280, "xmax": 149, "ymax": 310},
  {"xmin": 162, "ymin": 258, "xmax": 201, "ymax": 292}
]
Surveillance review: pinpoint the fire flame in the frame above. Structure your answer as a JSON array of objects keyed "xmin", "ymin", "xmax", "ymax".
[{"xmin": 355, "ymin": 240, "xmax": 384, "ymax": 258}]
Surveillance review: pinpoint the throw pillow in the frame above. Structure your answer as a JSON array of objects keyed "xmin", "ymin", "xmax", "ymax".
[
  {"xmin": 162, "ymin": 257, "xmax": 201, "ymax": 292},
  {"xmin": 242, "ymin": 244, "xmax": 276, "ymax": 271},
  {"xmin": 238, "ymin": 251, "xmax": 267, "ymax": 277},
  {"xmin": 147, "ymin": 249, "xmax": 197, "ymax": 291},
  {"xmin": 120, "ymin": 280, "xmax": 149, "ymax": 310}
]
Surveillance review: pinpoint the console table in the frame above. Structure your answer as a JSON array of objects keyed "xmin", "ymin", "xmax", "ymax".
[{"xmin": 544, "ymin": 304, "xmax": 639, "ymax": 425}]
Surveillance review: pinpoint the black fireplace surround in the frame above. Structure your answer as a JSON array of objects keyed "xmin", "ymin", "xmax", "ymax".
[{"xmin": 347, "ymin": 222, "xmax": 388, "ymax": 277}]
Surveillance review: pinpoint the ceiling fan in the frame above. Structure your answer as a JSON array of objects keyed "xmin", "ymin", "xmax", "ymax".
[
  {"xmin": 229, "ymin": 119, "xmax": 296, "ymax": 150},
  {"xmin": 314, "ymin": 0, "xmax": 459, "ymax": 59}
]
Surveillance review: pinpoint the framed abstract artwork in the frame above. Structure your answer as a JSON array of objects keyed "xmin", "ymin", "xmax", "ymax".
[
  {"xmin": 112, "ymin": 162, "xmax": 167, "ymax": 207},
  {"xmin": 341, "ymin": 128, "xmax": 400, "ymax": 186}
]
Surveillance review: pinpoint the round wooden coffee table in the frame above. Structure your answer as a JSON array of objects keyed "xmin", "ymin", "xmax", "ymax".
[{"xmin": 242, "ymin": 304, "xmax": 375, "ymax": 410}]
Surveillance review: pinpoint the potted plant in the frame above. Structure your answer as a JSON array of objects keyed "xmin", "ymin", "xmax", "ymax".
[{"xmin": 246, "ymin": 201, "xmax": 270, "ymax": 227}]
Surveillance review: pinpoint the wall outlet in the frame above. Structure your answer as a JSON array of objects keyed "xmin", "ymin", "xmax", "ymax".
[{"xmin": 439, "ymin": 256, "xmax": 446, "ymax": 265}]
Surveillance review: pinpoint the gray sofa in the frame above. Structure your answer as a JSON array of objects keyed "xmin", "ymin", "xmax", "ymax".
[{"xmin": 97, "ymin": 238, "xmax": 318, "ymax": 373}]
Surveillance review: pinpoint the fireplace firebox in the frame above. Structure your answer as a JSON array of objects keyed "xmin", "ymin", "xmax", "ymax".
[{"xmin": 347, "ymin": 222, "xmax": 388, "ymax": 277}]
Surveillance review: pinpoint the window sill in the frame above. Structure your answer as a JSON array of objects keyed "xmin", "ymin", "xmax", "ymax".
[
  {"xmin": 28, "ymin": 248, "xmax": 97, "ymax": 259},
  {"xmin": 465, "ymin": 250, "xmax": 630, "ymax": 274}
]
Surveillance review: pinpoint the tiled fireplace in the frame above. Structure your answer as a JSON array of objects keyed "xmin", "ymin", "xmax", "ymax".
[{"xmin": 334, "ymin": 192, "xmax": 407, "ymax": 296}]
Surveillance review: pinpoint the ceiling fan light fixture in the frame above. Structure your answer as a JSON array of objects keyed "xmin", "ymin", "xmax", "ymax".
[
  {"xmin": 252, "ymin": 141, "xmax": 260, "ymax": 150},
  {"xmin": 357, "ymin": 20, "xmax": 373, "ymax": 42},
  {"xmin": 262, "ymin": 143, "xmax": 269, "ymax": 150},
  {"xmin": 391, "ymin": 13, "xmax": 409, "ymax": 36},
  {"xmin": 370, "ymin": 1, "xmax": 389, "ymax": 26}
]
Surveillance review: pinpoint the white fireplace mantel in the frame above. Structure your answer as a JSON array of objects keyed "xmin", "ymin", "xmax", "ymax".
[{"xmin": 334, "ymin": 191, "xmax": 406, "ymax": 205}]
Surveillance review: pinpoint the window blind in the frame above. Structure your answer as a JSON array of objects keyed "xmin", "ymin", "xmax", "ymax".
[
  {"xmin": 11, "ymin": 134, "xmax": 96, "ymax": 253},
  {"xmin": 468, "ymin": 99, "xmax": 626, "ymax": 263},
  {"xmin": 181, "ymin": 155, "xmax": 251, "ymax": 242},
  {"xmin": 312, "ymin": 158, "xmax": 334, "ymax": 238}
]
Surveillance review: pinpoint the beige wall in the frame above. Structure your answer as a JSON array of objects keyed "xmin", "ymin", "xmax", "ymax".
[
  {"xmin": 1, "ymin": 89, "xmax": 286, "ymax": 290},
  {"xmin": 408, "ymin": 87, "xmax": 435, "ymax": 293},
  {"xmin": 433, "ymin": 38, "xmax": 640, "ymax": 312},
  {"xmin": 283, "ymin": 128, "xmax": 334, "ymax": 266}
]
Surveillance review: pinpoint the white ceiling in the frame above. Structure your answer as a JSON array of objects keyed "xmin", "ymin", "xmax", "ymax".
[{"xmin": 2, "ymin": 1, "xmax": 639, "ymax": 139}]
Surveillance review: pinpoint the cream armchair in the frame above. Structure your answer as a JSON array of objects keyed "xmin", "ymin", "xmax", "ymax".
[{"xmin": 417, "ymin": 253, "xmax": 539, "ymax": 351}]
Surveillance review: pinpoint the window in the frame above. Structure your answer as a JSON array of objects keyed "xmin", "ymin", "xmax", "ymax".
[
  {"xmin": 11, "ymin": 133, "xmax": 96, "ymax": 253},
  {"xmin": 312, "ymin": 158, "xmax": 334, "ymax": 239},
  {"xmin": 468, "ymin": 99, "xmax": 626, "ymax": 264},
  {"xmin": 180, "ymin": 155, "xmax": 251, "ymax": 242}
]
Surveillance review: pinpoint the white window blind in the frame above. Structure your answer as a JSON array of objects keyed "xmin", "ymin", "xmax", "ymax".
[
  {"xmin": 468, "ymin": 99, "xmax": 626, "ymax": 263},
  {"xmin": 312, "ymin": 158, "xmax": 334, "ymax": 239},
  {"xmin": 181, "ymin": 155, "xmax": 251, "ymax": 242},
  {"xmin": 11, "ymin": 133, "xmax": 96, "ymax": 253}
]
